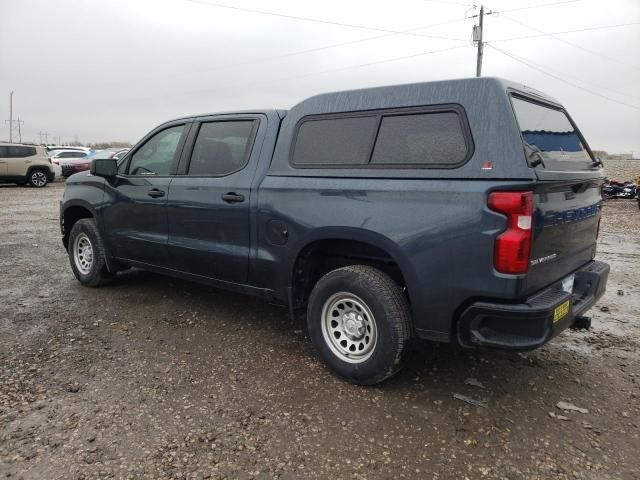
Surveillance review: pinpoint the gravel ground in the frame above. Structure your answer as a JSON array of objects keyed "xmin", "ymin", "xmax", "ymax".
[{"xmin": 1, "ymin": 181, "xmax": 638, "ymax": 480}]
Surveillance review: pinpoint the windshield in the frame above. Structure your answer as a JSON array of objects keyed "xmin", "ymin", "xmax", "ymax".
[
  {"xmin": 511, "ymin": 95, "xmax": 595, "ymax": 169},
  {"xmin": 85, "ymin": 150, "xmax": 114, "ymax": 160}
]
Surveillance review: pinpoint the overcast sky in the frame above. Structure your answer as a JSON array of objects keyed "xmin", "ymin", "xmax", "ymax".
[{"xmin": 1, "ymin": 0, "xmax": 638, "ymax": 154}]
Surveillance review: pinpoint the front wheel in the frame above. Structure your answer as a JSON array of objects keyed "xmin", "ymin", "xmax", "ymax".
[
  {"xmin": 68, "ymin": 219, "xmax": 115, "ymax": 287},
  {"xmin": 307, "ymin": 265, "xmax": 413, "ymax": 385}
]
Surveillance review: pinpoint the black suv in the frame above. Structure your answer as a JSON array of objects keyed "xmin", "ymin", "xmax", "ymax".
[{"xmin": 60, "ymin": 77, "xmax": 609, "ymax": 384}]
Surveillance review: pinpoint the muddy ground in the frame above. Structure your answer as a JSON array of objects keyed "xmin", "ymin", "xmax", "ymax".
[{"xmin": 1, "ymin": 181, "xmax": 638, "ymax": 480}]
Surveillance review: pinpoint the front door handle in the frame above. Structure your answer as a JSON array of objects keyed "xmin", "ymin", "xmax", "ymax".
[
  {"xmin": 147, "ymin": 188, "xmax": 165, "ymax": 198},
  {"xmin": 221, "ymin": 192, "xmax": 245, "ymax": 203}
]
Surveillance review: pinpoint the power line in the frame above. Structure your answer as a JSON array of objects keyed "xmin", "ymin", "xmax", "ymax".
[
  {"xmin": 132, "ymin": 45, "xmax": 469, "ymax": 105},
  {"xmin": 165, "ymin": 17, "xmax": 470, "ymax": 80},
  {"xmin": 500, "ymin": 14, "xmax": 640, "ymax": 71},
  {"xmin": 207, "ymin": 44, "xmax": 469, "ymax": 94},
  {"xmin": 488, "ymin": 41, "xmax": 640, "ymax": 101},
  {"xmin": 497, "ymin": 0, "xmax": 582, "ymax": 14},
  {"xmin": 491, "ymin": 21, "xmax": 640, "ymax": 42},
  {"xmin": 421, "ymin": 0, "xmax": 475, "ymax": 6},
  {"xmin": 487, "ymin": 44, "xmax": 640, "ymax": 110},
  {"xmin": 183, "ymin": 0, "xmax": 469, "ymax": 42}
]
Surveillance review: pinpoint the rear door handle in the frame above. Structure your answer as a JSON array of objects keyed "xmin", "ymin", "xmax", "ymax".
[
  {"xmin": 221, "ymin": 192, "xmax": 245, "ymax": 203},
  {"xmin": 147, "ymin": 188, "xmax": 165, "ymax": 198}
]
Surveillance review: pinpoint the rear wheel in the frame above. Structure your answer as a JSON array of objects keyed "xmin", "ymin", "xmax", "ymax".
[
  {"xmin": 307, "ymin": 265, "xmax": 412, "ymax": 385},
  {"xmin": 28, "ymin": 169, "xmax": 49, "ymax": 187},
  {"xmin": 68, "ymin": 219, "xmax": 115, "ymax": 287}
]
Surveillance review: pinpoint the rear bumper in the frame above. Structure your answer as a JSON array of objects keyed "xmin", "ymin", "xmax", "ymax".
[{"xmin": 457, "ymin": 260, "xmax": 609, "ymax": 350}]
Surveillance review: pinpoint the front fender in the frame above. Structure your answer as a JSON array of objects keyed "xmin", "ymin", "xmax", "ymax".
[{"xmin": 61, "ymin": 176, "xmax": 115, "ymax": 270}]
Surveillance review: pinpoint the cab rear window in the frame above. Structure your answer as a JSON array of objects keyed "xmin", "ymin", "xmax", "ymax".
[{"xmin": 511, "ymin": 96, "xmax": 594, "ymax": 169}]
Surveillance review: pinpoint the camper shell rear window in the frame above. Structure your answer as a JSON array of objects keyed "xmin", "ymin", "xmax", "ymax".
[{"xmin": 510, "ymin": 94, "xmax": 595, "ymax": 170}]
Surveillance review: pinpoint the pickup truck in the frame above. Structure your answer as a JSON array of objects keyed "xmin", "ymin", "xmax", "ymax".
[{"xmin": 60, "ymin": 77, "xmax": 609, "ymax": 385}]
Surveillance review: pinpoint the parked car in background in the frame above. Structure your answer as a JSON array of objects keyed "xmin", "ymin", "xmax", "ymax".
[
  {"xmin": 0, "ymin": 143, "xmax": 55, "ymax": 187},
  {"xmin": 61, "ymin": 149, "xmax": 129, "ymax": 178},
  {"xmin": 47, "ymin": 146, "xmax": 89, "ymax": 155},
  {"xmin": 60, "ymin": 77, "xmax": 609, "ymax": 385},
  {"xmin": 602, "ymin": 179, "xmax": 637, "ymax": 199},
  {"xmin": 50, "ymin": 149, "xmax": 88, "ymax": 165}
]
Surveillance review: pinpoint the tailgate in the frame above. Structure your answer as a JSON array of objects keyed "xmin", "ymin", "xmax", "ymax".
[{"xmin": 523, "ymin": 179, "xmax": 603, "ymax": 295}]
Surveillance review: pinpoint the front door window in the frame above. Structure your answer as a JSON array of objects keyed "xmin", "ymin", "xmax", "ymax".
[{"xmin": 128, "ymin": 125, "xmax": 185, "ymax": 175}]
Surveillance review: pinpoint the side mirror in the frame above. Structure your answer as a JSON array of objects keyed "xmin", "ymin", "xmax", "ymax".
[{"xmin": 91, "ymin": 158, "xmax": 118, "ymax": 177}]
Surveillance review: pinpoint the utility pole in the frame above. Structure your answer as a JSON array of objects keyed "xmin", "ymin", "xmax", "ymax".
[
  {"xmin": 8, "ymin": 91, "xmax": 13, "ymax": 142},
  {"xmin": 39, "ymin": 131, "xmax": 49, "ymax": 145},
  {"xmin": 472, "ymin": 5, "xmax": 493, "ymax": 77},
  {"xmin": 4, "ymin": 92, "xmax": 24, "ymax": 143},
  {"xmin": 16, "ymin": 117, "xmax": 24, "ymax": 143}
]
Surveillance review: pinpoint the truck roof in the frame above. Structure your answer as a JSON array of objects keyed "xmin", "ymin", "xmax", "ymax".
[
  {"xmin": 289, "ymin": 77, "xmax": 559, "ymax": 113},
  {"xmin": 165, "ymin": 109, "xmax": 288, "ymax": 124}
]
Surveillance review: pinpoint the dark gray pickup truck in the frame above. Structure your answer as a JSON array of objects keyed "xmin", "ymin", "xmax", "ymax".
[{"xmin": 60, "ymin": 77, "xmax": 609, "ymax": 384}]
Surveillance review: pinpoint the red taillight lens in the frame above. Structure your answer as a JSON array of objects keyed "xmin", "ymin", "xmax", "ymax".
[{"xmin": 488, "ymin": 191, "xmax": 533, "ymax": 274}]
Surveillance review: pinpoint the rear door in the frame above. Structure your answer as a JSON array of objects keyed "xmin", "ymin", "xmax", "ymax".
[
  {"xmin": 510, "ymin": 94, "xmax": 604, "ymax": 293},
  {"xmin": 167, "ymin": 115, "xmax": 262, "ymax": 284},
  {"xmin": 102, "ymin": 123, "xmax": 190, "ymax": 267},
  {"xmin": 6, "ymin": 146, "xmax": 36, "ymax": 176}
]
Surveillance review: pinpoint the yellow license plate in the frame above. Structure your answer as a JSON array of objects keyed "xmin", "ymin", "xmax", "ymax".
[{"xmin": 553, "ymin": 300, "xmax": 571, "ymax": 323}]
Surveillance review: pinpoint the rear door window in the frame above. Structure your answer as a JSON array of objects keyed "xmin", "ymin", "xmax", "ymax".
[
  {"xmin": 187, "ymin": 121, "xmax": 256, "ymax": 176},
  {"xmin": 6, "ymin": 146, "xmax": 36, "ymax": 158},
  {"xmin": 511, "ymin": 96, "xmax": 594, "ymax": 169}
]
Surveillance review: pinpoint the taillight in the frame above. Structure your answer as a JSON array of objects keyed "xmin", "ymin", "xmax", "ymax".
[
  {"xmin": 48, "ymin": 157, "xmax": 52, "ymax": 164},
  {"xmin": 488, "ymin": 191, "xmax": 533, "ymax": 275}
]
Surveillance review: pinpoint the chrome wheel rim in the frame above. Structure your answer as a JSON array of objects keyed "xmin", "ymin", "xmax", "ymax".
[
  {"xmin": 321, "ymin": 292, "xmax": 377, "ymax": 364},
  {"xmin": 73, "ymin": 233, "xmax": 94, "ymax": 275},
  {"xmin": 31, "ymin": 171, "xmax": 47, "ymax": 187}
]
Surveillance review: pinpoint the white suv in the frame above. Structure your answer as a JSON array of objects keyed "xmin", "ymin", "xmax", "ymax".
[{"xmin": 0, "ymin": 143, "xmax": 55, "ymax": 187}]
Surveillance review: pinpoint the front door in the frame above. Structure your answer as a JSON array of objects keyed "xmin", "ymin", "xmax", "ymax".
[
  {"xmin": 167, "ymin": 117, "xmax": 261, "ymax": 284},
  {"xmin": 102, "ymin": 123, "xmax": 189, "ymax": 267}
]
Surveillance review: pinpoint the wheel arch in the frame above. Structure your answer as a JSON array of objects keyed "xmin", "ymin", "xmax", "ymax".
[
  {"xmin": 61, "ymin": 202, "xmax": 96, "ymax": 249},
  {"xmin": 288, "ymin": 228, "xmax": 416, "ymax": 314}
]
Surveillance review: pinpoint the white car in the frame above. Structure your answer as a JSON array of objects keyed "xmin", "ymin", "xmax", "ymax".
[{"xmin": 49, "ymin": 149, "xmax": 88, "ymax": 166}]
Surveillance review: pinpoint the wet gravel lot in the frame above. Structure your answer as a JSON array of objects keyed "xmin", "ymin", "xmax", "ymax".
[{"xmin": 1, "ymin": 181, "xmax": 638, "ymax": 479}]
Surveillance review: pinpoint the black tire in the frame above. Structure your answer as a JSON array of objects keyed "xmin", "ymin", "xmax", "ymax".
[
  {"xmin": 68, "ymin": 218, "xmax": 115, "ymax": 287},
  {"xmin": 28, "ymin": 168, "xmax": 49, "ymax": 187},
  {"xmin": 307, "ymin": 265, "xmax": 413, "ymax": 385}
]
